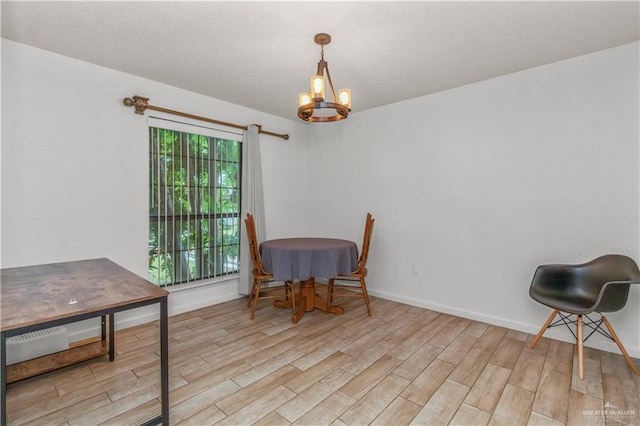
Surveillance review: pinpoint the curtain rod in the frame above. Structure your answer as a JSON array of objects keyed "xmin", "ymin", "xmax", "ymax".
[{"xmin": 122, "ymin": 95, "xmax": 289, "ymax": 140}]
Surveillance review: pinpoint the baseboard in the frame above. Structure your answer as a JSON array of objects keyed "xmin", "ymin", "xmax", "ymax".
[
  {"xmin": 66, "ymin": 283, "xmax": 639, "ymax": 359},
  {"xmin": 367, "ymin": 288, "xmax": 640, "ymax": 359},
  {"xmin": 66, "ymin": 283, "xmax": 244, "ymax": 343}
]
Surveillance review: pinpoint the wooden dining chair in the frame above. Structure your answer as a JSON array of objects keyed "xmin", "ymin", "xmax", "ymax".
[
  {"xmin": 326, "ymin": 213, "xmax": 375, "ymax": 316},
  {"xmin": 244, "ymin": 214, "xmax": 295, "ymax": 320}
]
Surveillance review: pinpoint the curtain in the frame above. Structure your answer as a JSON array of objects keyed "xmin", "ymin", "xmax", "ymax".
[{"xmin": 239, "ymin": 124, "xmax": 266, "ymax": 294}]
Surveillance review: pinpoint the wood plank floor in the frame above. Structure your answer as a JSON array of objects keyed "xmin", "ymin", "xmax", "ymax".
[{"xmin": 6, "ymin": 286, "xmax": 640, "ymax": 425}]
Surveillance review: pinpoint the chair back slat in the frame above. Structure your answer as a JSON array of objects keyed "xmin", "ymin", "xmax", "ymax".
[
  {"xmin": 356, "ymin": 213, "xmax": 374, "ymax": 274},
  {"xmin": 245, "ymin": 213, "xmax": 269, "ymax": 276}
]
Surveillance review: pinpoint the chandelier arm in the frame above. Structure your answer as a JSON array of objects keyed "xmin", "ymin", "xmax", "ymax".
[
  {"xmin": 323, "ymin": 63, "xmax": 338, "ymax": 103},
  {"xmin": 316, "ymin": 59, "xmax": 326, "ymax": 78}
]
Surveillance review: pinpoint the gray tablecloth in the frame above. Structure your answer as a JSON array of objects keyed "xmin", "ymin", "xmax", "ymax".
[{"xmin": 260, "ymin": 238, "xmax": 358, "ymax": 281}]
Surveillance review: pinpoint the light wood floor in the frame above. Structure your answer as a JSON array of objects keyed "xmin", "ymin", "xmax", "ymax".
[{"xmin": 6, "ymin": 286, "xmax": 640, "ymax": 425}]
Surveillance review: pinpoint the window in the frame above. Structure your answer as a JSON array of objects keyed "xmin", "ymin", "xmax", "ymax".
[{"xmin": 148, "ymin": 119, "xmax": 242, "ymax": 287}]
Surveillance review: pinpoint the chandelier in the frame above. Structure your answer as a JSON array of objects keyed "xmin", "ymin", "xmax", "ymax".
[{"xmin": 298, "ymin": 33, "xmax": 351, "ymax": 122}]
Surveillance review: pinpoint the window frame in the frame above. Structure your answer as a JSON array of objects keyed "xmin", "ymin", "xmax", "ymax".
[{"xmin": 147, "ymin": 116, "xmax": 243, "ymax": 288}]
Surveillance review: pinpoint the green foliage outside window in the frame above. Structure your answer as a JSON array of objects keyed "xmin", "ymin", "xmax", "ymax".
[{"xmin": 149, "ymin": 127, "xmax": 241, "ymax": 286}]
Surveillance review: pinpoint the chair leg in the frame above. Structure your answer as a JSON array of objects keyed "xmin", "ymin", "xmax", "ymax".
[
  {"xmin": 360, "ymin": 277, "xmax": 371, "ymax": 316},
  {"xmin": 577, "ymin": 314, "xmax": 584, "ymax": 380},
  {"xmin": 326, "ymin": 279, "xmax": 334, "ymax": 314},
  {"xmin": 289, "ymin": 281, "xmax": 297, "ymax": 323},
  {"xmin": 602, "ymin": 315, "xmax": 640, "ymax": 376},
  {"xmin": 251, "ymin": 279, "xmax": 262, "ymax": 320},
  {"xmin": 246, "ymin": 282, "xmax": 256, "ymax": 307},
  {"xmin": 530, "ymin": 309, "xmax": 558, "ymax": 349}
]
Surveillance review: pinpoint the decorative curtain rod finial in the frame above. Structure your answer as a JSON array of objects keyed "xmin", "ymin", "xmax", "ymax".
[{"xmin": 123, "ymin": 95, "xmax": 149, "ymax": 115}]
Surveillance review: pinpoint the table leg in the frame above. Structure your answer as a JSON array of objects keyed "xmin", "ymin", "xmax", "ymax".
[
  {"xmin": 289, "ymin": 278, "xmax": 322, "ymax": 324},
  {"xmin": 160, "ymin": 297, "xmax": 169, "ymax": 426},
  {"xmin": 1, "ymin": 331, "xmax": 6, "ymax": 426},
  {"xmin": 291, "ymin": 295, "xmax": 306, "ymax": 324},
  {"xmin": 101, "ymin": 315, "xmax": 115, "ymax": 362},
  {"xmin": 299, "ymin": 279, "xmax": 316, "ymax": 312},
  {"xmin": 313, "ymin": 293, "xmax": 344, "ymax": 315},
  {"xmin": 274, "ymin": 288, "xmax": 307, "ymax": 324},
  {"xmin": 301, "ymin": 278, "xmax": 344, "ymax": 315},
  {"xmin": 101, "ymin": 315, "xmax": 107, "ymax": 341},
  {"xmin": 275, "ymin": 278, "xmax": 344, "ymax": 323},
  {"xmin": 109, "ymin": 314, "xmax": 115, "ymax": 362}
]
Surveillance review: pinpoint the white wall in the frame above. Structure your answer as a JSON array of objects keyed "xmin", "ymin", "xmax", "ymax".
[
  {"xmin": 1, "ymin": 39, "xmax": 309, "ymax": 339},
  {"xmin": 3, "ymin": 38, "xmax": 640, "ymax": 357},
  {"xmin": 307, "ymin": 42, "xmax": 640, "ymax": 356}
]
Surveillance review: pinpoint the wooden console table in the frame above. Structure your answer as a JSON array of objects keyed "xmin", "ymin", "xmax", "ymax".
[{"xmin": 0, "ymin": 258, "xmax": 169, "ymax": 426}]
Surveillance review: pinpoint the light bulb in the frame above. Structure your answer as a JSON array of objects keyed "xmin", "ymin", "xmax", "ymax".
[
  {"xmin": 338, "ymin": 89, "xmax": 351, "ymax": 109},
  {"xmin": 311, "ymin": 75, "xmax": 325, "ymax": 101},
  {"xmin": 299, "ymin": 93, "xmax": 312, "ymax": 107}
]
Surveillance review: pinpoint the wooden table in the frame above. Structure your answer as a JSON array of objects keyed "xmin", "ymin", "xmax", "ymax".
[
  {"xmin": 260, "ymin": 238, "xmax": 358, "ymax": 323},
  {"xmin": 0, "ymin": 258, "xmax": 169, "ymax": 426}
]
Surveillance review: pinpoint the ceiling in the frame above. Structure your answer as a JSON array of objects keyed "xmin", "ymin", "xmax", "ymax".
[{"xmin": 2, "ymin": 1, "xmax": 639, "ymax": 122}]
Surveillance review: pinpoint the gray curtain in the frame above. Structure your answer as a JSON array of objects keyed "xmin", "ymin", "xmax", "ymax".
[{"xmin": 239, "ymin": 124, "xmax": 266, "ymax": 294}]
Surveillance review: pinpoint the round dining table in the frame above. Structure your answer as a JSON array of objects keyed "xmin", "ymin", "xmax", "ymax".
[{"xmin": 260, "ymin": 237, "xmax": 358, "ymax": 323}]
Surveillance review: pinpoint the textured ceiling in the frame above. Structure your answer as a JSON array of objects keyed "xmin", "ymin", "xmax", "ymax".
[{"xmin": 2, "ymin": 1, "xmax": 639, "ymax": 122}]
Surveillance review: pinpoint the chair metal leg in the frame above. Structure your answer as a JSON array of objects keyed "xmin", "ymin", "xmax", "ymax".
[
  {"xmin": 530, "ymin": 310, "xmax": 558, "ymax": 349},
  {"xmin": 602, "ymin": 315, "xmax": 640, "ymax": 376}
]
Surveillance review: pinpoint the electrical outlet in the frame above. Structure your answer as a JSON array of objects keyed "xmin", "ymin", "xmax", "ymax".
[{"xmin": 412, "ymin": 264, "xmax": 421, "ymax": 276}]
